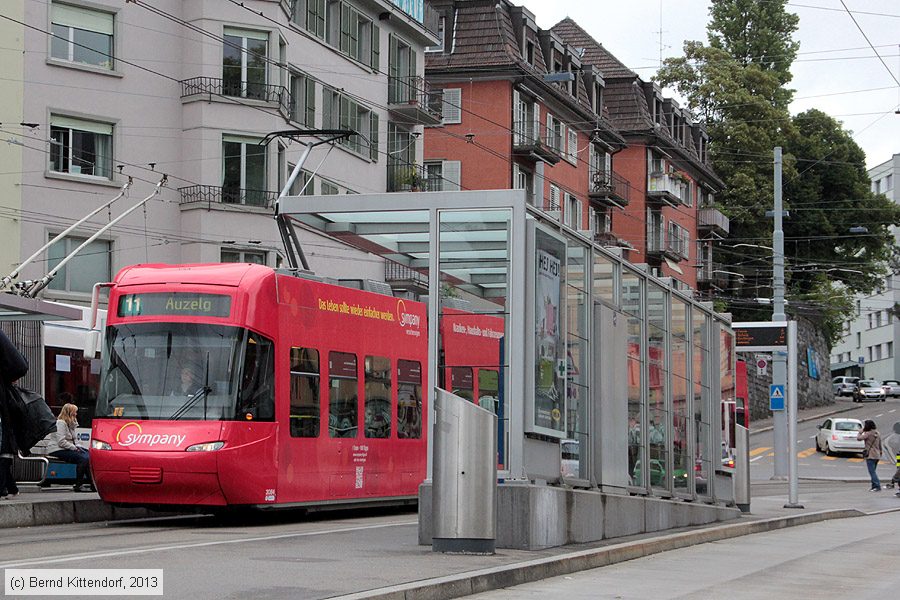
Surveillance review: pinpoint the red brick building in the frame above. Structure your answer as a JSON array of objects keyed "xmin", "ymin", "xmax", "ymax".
[{"xmin": 422, "ymin": 1, "xmax": 728, "ymax": 292}]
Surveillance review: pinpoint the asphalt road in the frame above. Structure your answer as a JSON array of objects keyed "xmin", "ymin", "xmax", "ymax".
[
  {"xmin": 465, "ymin": 510, "xmax": 900, "ymax": 599},
  {"xmin": 750, "ymin": 397, "xmax": 900, "ymax": 481}
]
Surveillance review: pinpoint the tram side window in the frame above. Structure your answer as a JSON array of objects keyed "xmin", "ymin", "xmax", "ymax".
[
  {"xmin": 478, "ymin": 369, "xmax": 499, "ymax": 414},
  {"xmin": 451, "ymin": 367, "xmax": 474, "ymax": 401},
  {"xmin": 364, "ymin": 355, "xmax": 391, "ymax": 439},
  {"xmin": 329, "ymin": 351, "xmax": 358, "ymax": 438},
  {"xmin": 290, "ymin": 347, "xmax": 320, "ymax": 437},
  {"xmin": 237, "ymin": 332, "xmax": 275, "ymax": 421},
  {"xmin": 397, "ymin": 359, "xmax": 422, "ymax": 439}
]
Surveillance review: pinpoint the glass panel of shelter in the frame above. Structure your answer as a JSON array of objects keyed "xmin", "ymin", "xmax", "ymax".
[
  {"xmin": 437, "ymin": 209, "xmax": 511, "ymax": 472},
  {"xmin": 565, "ymin": 239, "xmax": 590, "ymax": 480},
  {"xmin": 621, "ymin": 269, "xmax": 644, "ymax": 489}
]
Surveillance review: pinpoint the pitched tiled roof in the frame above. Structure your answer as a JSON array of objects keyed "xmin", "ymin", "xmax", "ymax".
[
  {"xmin": 551, "ymin": 18, "xmax": 635, "ymax": 79},
  {"xmin": 426, "ymin": 1, "xmax": 519, "ymax": 69},
  {"xmin": 604, "ymin": 80, "xmax": 654, "ymax": 133}
]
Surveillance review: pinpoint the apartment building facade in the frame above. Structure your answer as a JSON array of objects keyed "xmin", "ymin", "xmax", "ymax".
[
  {"xmin": 552, "ymin": 18, "xmax": 727, "ymax": 292},
  {"xmin": 1, "ymin": 0, "xmax": 438, "ymax": 403},
  {"xmin": 830, "ymin": 153, "xmax": 900, "ymax": 381},
  {"xmin": 421, "ymin": 2, "xmax": 627, "ymax": 245},
  {"xmin": 421, "ymin": 2, "xmax": 726, "ymax": 293}
]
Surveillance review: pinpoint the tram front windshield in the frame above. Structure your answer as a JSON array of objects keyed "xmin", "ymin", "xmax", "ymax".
[{"xmin": 96, "ymin": 322, "xmax": 274, "ymax": 421}]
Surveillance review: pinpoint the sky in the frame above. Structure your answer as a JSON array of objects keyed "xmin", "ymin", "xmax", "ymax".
[{"xmin": 522, "ymin": 0, "xmax": 900, "ymax": 170}]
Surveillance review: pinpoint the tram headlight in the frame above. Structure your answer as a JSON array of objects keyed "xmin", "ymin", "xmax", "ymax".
[
  {"xmin": 185, "ymin": 441, "xmax": 225, "ymax": 452},
  {"xmin": 91, "ymin": 439, "xmax": 111, "ymax": 451}
]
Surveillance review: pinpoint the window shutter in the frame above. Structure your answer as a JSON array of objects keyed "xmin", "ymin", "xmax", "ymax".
[
  {"xmin": 549, "ymin": 184, "xmax": 560, "ymax": 210},
  {"xmin": 52, "ymin": 3, "xmax": 114, "ymax": 35},
  {"xmin": 305, "ymin": 77, "xmax": 316, "ymax": 126},
  {"xmin": 442, "ymin": 160, "xmax": 461, "ymax": 191},
  {"xmin": 51, "ymin": 115, "xmax": 113, "ymax": 136},
  {"xmin": 442, "ymin": 88, "xmax": 461, "ymax": 124},
  {"xmin": 292, "ymin": 0, "xmax": 307, "ymax": 28},
  {"xmin": 568, "ymin": 129, "xmax": 578, "ymax": 162},
  {"xmin": 340, "ymin": 3, "xmax": 351, "ymax": 54},
  {"xmin": 532, "ymin": 102, "xmax": 541, "ymax": 144},
  {"xmin": 370, "ymin": 24, "xmax": 380, "ymax": 70},
  {"xmin": 369, "ymin": 112, "xmax": 379, "ymax": 161}
]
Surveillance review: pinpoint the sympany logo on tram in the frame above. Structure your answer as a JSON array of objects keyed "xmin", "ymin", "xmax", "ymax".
[{"xmin": 116, "ymin": 421, "xmax": 186, "ymax": 448}]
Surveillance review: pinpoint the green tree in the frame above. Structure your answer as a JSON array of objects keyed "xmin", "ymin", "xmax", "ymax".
[{"xmin": 656, "ymin": 0, "xmax": 900, "ymax": 343}]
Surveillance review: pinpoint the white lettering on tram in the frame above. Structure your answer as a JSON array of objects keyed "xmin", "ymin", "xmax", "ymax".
[{"xmin": 120, "ymin": 432, "xmax": 187, "ymax": 448}]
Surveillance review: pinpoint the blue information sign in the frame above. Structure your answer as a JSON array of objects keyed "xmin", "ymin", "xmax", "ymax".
[{"xmin": 769, "ymin": 384, "xmax": 785, "ymax": 411}]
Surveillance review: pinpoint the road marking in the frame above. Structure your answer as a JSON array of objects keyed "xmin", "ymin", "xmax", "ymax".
[
  {"xmin": 797, "ymin": 448, "xmax": 817, "ymax": 458},
  {"xmin": 875, "ymin": 413, "xmax": 883, "ymax": 418},
  {"xmin": 767, "ymin": 452, "xmax": 774, "ymax": 457},
  {"xmin": 889, "ymin": 409, "xmax": 896, "ymax": 413},
  {"xmin": 750, "ymin": 447, "xmax": 771, "ymax": 457},
  {"xmin": 823, "ymin": 456, "xmax": 837, "ymax": 461},
  {"xmin": 848, "ymin": 458, "xmax": 863, "ymax": 463},
  {"xmin": 0, "ymin": 520, "xmax": 418, "ymax": 569},
  {"xmin": 750, "ymin": 455, "xmax": 765, "ymax": 463},
  {"xmin": 808, "ymin": 435, "xmax": 817, "ymax": 439}
]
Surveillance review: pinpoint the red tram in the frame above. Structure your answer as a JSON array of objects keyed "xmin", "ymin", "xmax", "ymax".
[{"xmin": 90, "ymin": 263, "xmax": 429, "ymax": 509}]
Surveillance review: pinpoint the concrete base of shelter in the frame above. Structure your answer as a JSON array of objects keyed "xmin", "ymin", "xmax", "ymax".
[{"xmin": 418, "ymin": 481, "xmax": 741, "ymax": 550}]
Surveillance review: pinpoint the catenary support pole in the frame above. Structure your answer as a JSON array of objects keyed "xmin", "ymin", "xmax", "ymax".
[
  {"xmin": 785, "ymin": 320, "xmax": 803, "ymax": 508},
  {"xmin": 772, "ymin": 147, "xmax": 788, "ymax": 480}
]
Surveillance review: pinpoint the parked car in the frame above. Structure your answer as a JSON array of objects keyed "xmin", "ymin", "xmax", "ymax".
[
  {"xmin": 560, "ymin": 439, "xmax": 580, "ymax": 478},
  {"xmin": 881, "ymin": 379, "xmax": 900, "ymax": 397},
  {"xmin": 815, "ymin": 418, "xmax": 864, "ymax": 456},
  {"xmin": 854, "ymin": 379, "xmax": 886, "ymax": 402},
  {"xmin": 832, "ymin": 375, "xmax": 859, "ymax": 397}
]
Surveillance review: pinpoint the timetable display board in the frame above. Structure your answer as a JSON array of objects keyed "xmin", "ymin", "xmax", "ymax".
[
  {"xmin": 732, "ymin": 321, "xmax": 787, "ymax": 352},
  {"xmin": 117, "ymin": 293, "xmax": 232, "ymax": 318}
]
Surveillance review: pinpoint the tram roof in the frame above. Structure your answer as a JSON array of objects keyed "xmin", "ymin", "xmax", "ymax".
[{"xmin": 115, "ymin": 263, "xmax": 273, "ymax": 288}]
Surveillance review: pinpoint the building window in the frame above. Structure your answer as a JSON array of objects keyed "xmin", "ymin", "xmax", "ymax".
[
  {"xmin": 223, "ymin": 28, "xmax": 268, "ymax": 100},
  {"xmin": 288, "ymin": 164, "xmax": 314, "ymax": 195},
  {"xmin": 388, "ymin": 34, "xmax": 417, "ymax": 104},
  {"xmin": 425, "ymin": 15, "xmax": 445, "ymax": 52},
  {"xmin": 885, "ymin": 174, "xmax": 893, "ymax": 191},
  {"xmin": 338, "ymin": 3, "xmax": 379, "ymax": 68},
  {"xmin": 512, "ymin": 90, "xmax": 539, "ymax": 146},
  {"xmin": 441, "ymin": 88, "xmax": 462, "ymax": 124},
  {"xmin": 512, "ymin": 163, "xmax": 534, "ymax": 205},
  {"xmin": 292, "ymin": 0, "xmax": 327, "ymax": 39},
  {"xmin": 425, "ymin": 160, "xmax": 461, "ymax": 192},
  {"xmin": 50, "ymin": 2, "xmax": 114, "ymax": 69},
  {"xmin": 221, "ymin": 248, "xmax": 267, "ymax": 264},
  {"xmin": 888, "ymin": 342, "xmax": 894, "ymax": 358},
  {"xmin": 322, "ymin": 87, "xmax": 378, "ymax": 159},
  {"xmin": 565, "ymin": 193, "xmax": 581, "ymax": 229},
  {"xmin": 290, "ymin": 70, "xmax": 316, "ymax": 126},
  {"xmin": 547, "ymin": 114, "xmax": 564, "ymax": 154},
  {"xmin": 320, "ymin": 180, "xmax": 340, "ymax": 195},
  {"xmin": 49, "ymin": 115, "xmax": 113, "ymax": 179},
  {"xmin": 222, "ymin": 135, "xmax": 268, "ymax": 206},
  {"xmin": 47, "ymin": 234, "xmax": 111, "ymax": 294}
]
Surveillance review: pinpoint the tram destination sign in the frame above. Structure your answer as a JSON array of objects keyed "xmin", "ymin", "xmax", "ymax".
[
  {"xmin": 118, "ymin": 292, "xmax": 231, "ymax": 318},
  {"xmin": 732, "ymin": 321, "xmax": 788, "ymax": 352}
]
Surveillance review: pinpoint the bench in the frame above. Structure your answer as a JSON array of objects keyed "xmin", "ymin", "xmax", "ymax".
[{"xmin": 11, "ymin": 452, "xmax": 78, "ymax": 487}]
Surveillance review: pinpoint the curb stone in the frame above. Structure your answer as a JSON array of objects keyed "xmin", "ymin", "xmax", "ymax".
[{"xmin": 331, "ymin": 509, "xmax": 870, "ymax": 600}]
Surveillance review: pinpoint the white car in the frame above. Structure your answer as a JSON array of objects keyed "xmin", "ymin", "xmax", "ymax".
[
  {"xmin": 561, "ymin": 439, "xmax": 580, "ymax": 478},
  {"xmin": 815, "ymin": 418, "xmax": 864, "ymax": 456},
  {"xmin": 881, "ymin": 379, "xmax": 900, "ymax": 397}
]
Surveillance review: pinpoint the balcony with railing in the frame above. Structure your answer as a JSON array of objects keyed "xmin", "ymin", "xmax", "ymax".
[
  {"xmin": 178, "ymin": 185, "xmax": 278, "ymax": 210},
  {"xmin": 512, "ymin": 121, "xmax": 562, "ymax": 165},
  {"xmin": 647, "ymin": 231, "xmax": 688, "ymax": 262},
  {"xmin": 698, "ymin": 206, "xmax": 730, "ymax": 237},
  {"xmin": 384, "ymin": 261, "xmax": 428, "ymax": 294},
  {"xmin": 589, "ymin": 170, "xmax": 631, "ymax": 207},
  {"xmin": 388, "ymin": 75, "xmax": 442, "ymax": 126},
  {"xmin": 696, "ymin": 261, "xmax": 732, "ymax": 289},
  {"xmin": 181, "ymin": 77, "xmax": 292, "ymax": 119},
  {"xmin": 647, "ymin": 173, "xmax": 690, "ymax": 207},
  {"xmin": 387, "ymin": 162, "xmax": 436, "ymax": 192}
]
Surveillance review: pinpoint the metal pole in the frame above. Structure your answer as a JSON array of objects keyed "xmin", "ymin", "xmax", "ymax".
[
  {"xmin": 772, "ymin": 147, "xmax": 788, "ymax": 479},
  {"xmin": 785, "ymin": 320, "xmax": 803, "ymax": 508}
]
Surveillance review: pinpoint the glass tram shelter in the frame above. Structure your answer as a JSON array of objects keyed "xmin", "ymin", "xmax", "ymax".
[{"xmin": 278, "ymin": 189, "xmax": 740, "ymax": 549}]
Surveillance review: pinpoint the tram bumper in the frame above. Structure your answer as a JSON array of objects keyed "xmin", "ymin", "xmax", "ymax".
[{"xmin": 92, "ymin": 449, "xmax": 227, "ymax": 506}]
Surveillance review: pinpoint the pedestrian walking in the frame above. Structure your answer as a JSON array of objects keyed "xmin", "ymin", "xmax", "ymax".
[{"xmin": 857, "ymin": 419, "xmax": 882, "ymax": 491}]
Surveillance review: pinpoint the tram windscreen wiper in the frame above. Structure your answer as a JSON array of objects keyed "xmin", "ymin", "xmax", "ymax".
[{"xmin": 169, "ymin": 386, "xmax": 212, "ymax": 421}]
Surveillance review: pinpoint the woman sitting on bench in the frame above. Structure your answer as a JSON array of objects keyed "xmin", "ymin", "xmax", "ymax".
[{"xmin": 47, "ymin": 404, "xmax": 94, "ymax": 492}]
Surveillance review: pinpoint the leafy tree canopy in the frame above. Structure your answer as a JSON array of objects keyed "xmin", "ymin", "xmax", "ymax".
[{"xmin": 655, "ymin": 0, "xmax": 900, "ymax": 345}]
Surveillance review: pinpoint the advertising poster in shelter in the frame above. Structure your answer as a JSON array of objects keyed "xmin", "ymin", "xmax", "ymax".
[{"xmin": 532, "ymin": 227, "xmax": 566, "ymax": 436}]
